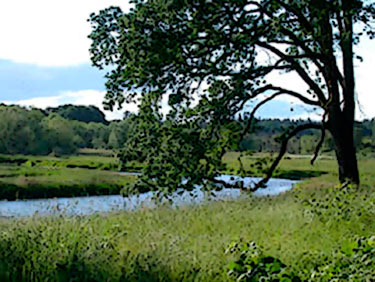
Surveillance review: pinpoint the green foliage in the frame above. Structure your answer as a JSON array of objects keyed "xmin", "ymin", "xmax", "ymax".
[
  {"xmin": 0, "ymin": 103, "xmax": 373, "ymax": 159},
  {"xmin": 120, "ymin": 93, "xmax": 240, "ymax": 195},
  {"xmin": 108, "ymin": 129, "xmax": 120, "ymax": 149},
  {"xmin": 42, "ymin": 114, "xmax": 78, "ymax": 155},
  {"xmin": 226, "ymin": 240, "xmax": 299, "ymax": 281},
  {"xmin": 0, "ymin": 154, "xmax": 131, "ymax": 200},
  {"xmin": 0, "ymin": 105, "xmax": 49, "ymax": 155},
  {"xmin": 0, "ymin": 104, "xmax": 133, "ymax": 155},
  {"xmin": 299, "ymin": 184, "xmax": 375, "ymax": 225},
  {"xmin": 293, "ymin": 236, "xmax": 375, "ymax": 281},
  {"xmin": 1, "ymin": 158, "xmax": 375, "ymax": 279},
  {"xmin": 89, "ymin": 0, "xmax": 375, "ymax": 189},
  {"xmin": 46, "ymin": 104, "xmax": 108, "ymax": 125},
  {"xmin": 225, "ymin": 235, "xmax": 375, "ymax": 281},
  {"xmin": 1, "ymin": 177, "xmax": 375, "ymax": 280}
]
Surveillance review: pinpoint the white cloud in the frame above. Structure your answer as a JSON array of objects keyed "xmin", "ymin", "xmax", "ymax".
[
  {"xmin": 0, "ymin": 1, "xmax": 373, "ymax": 119},
  {"xmin": 287, "ymin": 112, "xmax": 323, "ymax": 122},
  {"xmin": 354, "ymin": 37, "xmax": 375, "ymax": 120},
  {"xmin": 255, "ymin": 37, "xmax": 375, "ymax": 120},
  {"xmin": 0, "ymin": 0, "xmax": 131, "ymax": 66},
  {"xmin": 2, "ymin": 89, "xmax": 138, "ymax": 120},
  {"xmin": 4, "ymin": 96, "xmax": 62, "ymax": 109}
]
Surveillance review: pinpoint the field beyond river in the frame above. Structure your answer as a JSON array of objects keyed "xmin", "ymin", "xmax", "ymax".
[
  {"xmin": 0, "ymin": 150, "xmax": 336, "ymax": 200},
  {"xmin": 1, "ymin": 150, "xmax": 375, "ymax": 280}
]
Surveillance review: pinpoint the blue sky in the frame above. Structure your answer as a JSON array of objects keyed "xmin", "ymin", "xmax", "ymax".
[
  {"xmin": 0, "ymin": 60, "xmax": 105, "ymax": 100},
  {"xmin": 0, "ymin": 0, "xmax": 374, "ymax": 120}
]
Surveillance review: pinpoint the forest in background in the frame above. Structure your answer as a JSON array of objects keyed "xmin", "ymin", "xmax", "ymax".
[
  {"xmin": 1, "ymin": 103, "xmax": 374, "ymax": 157},
  {"xmin": 0, "ymin": 104, "xmax": 130, "ymax": 155}
]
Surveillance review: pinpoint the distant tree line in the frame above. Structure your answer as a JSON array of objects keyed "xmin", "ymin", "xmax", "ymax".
[
  {"xmin": 0, "ymin": 104, "xmax": 131, "ymax": 156},
  {"xmin": 1, "ymin": 103, "xmax": 374, "ymax": 156},
  {"xmin": 45, "ymin": 105, "xmax": 109, "ymax": 125},
  {"xmin": 240, "ymin": 119, "xmax": 375, "ymax": 155}
]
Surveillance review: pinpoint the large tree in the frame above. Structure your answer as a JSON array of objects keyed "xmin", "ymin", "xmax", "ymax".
[
  {"xmin": 46, "ymin": 105, "xmax": 109, "ymax": 125},
  {"xmin": 89, "ymin": 0, "xmax": 374, "ymax": 193}
]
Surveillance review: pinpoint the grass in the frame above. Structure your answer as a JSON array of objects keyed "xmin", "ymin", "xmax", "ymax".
[
  {"xmin": 0, "ymin": 151, "xmax": 135, "ymax": 199},
  {"xmin": 1, "ymin": 151, "xmax": 375, "ymax": 280},
  {"xmin": 222, "ymin": 151, "xmax": 336, "ymax": 181},
  {"xmin": 0, "ymin": 178, "xmax": 375, "ymax": 280},
  {"xmin": 0, "ymin": 153, "xmax": 120, "ymax": 170},
  {"xmin": 0, "ymin": 164, "xmax": 134, "ymax": 200},
  {"xmin": 78, "ymin": 148, "xmax": 116, "ymax": 157},
  {"xmin": 0, "ymin": 151, "xmax": 338, "ymax": 200}
]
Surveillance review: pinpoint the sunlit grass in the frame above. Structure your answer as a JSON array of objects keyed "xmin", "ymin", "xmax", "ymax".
[
  {"xmin": 1, "ymin": 179, "xmax": 374, "ymax": 280},
  {"xmin": 1, "ymin": 151, "xmax": 374, "ymax": 200},
  {"xmin": 1, "ymin": 152, "xmax": 375, "ymax": 279},
  {"xmin": 0, "ymin": 165, "xmax": 134, "ymax": 200}
]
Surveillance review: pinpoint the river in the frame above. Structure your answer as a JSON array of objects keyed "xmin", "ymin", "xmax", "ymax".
[{"xmin": 0, "ymin": 175, "xmax": 299, "ymax": 217}]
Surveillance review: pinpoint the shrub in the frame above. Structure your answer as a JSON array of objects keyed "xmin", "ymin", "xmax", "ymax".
[{"xmin": 226, "ymin": 240, "xmax": 300, "ymax": 281}]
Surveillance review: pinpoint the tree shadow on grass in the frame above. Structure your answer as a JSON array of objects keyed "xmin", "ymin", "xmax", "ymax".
[
  {"xmin": 0, "ymin": 242, "xmax": 191, "ymax": 282},
  {"xmin": 275, "ymin": 169, "xmax": 328, "ymax": 180}
]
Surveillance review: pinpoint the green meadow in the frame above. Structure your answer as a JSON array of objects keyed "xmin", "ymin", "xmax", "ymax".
[
  {"xmin": 0, "ymin": 153, "xmax": 133, "ymax": 200},
  {"xmin": 1, "ymin": 152, "xmax": 375, "ymax": 280},
  {"xmin": 0, "ymin": 151, "xmax": 337, "ymax": 200},
  {"xmin": 0, "ymin": 151, "xmax": 325, "ymax": 200},
  {"xmin": 1, "ymin": 0, "xmax": 374, "ymax": 279}
]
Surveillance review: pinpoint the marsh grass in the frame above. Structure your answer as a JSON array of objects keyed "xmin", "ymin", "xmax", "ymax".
[
  {"xmin": 0, "ymin": 153, "xmax": 120, "ymax": 170},
  {"xmin": 0, "ymin": 150, "xmax": 373, "ymax": 200},
  {"xmin": 0, "ymin": 152, "xmax": 336, "ymax": 200},
  {"xmin": 0, "ymin": 166, "xmax": 134, "ymax": 200},
  {"xmin": 1, "ymin": 175, "xmax": 375, "ymax": 280},
  {"xmin": 1, "ymin": 153, "xmax": 375, "ymax": 280}
]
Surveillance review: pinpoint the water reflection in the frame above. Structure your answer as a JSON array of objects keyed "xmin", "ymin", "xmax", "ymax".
[{"xmin": 0, "ymin": 175, "xmax": 298, "ymax": 217}]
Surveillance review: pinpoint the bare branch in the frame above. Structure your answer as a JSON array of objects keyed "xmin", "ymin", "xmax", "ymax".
[
  {"xmin": 249, "ymin": 123, "xmax": 323, "ymax": 190},
  {"xmin": 257, "ymin": 86, "xmax": 320, "ymax": 105},
  {"xmin": 272, "ymin": 0, "xmax": 314, "ymax": 33},
  {"xmin": 257, "ymin": 42, "xmax": 327, "ymax": 104},
  {"xmin": 208, "ymin": 177, "xmax": 244, "ymax": 190},
  {"xmin": 240, "ymin": 86, "xmax": 320, "ymax": 140},
  {"xmin": 311, "ymin": 126, "xmax": 326, "ymax": 165},
  {"xmin": 240, "ymin": 93, "xmax": 279, "ymax": 140}
]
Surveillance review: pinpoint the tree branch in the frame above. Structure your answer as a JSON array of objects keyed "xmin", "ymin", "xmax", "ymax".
[
  {"xmin": 239, "ymin": 86, "xmax": 320, "ymax": 141},
  {"xmin": 249, "ymin": 123, "xmax": 323, "ymax": 190},
  {"xmin": 257, "ymin": 42, "xmax": 327, "ymax": 104},
  {"xmin": 272, "ymin": 0, "xmax": 314, "ymax": 34},
  {"xmin": 311, "ymin": 125, "xmax": 326, "ymax": 165}
]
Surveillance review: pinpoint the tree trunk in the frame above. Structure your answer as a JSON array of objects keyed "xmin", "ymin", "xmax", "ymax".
[{"xmin": 329, "ymin": 118, "xmax": 360, "ymax": 185}]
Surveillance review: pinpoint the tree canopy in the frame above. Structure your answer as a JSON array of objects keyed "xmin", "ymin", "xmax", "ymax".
[
  {"xmin": 46, "ymin": 105, "xmax": 109, "ymax": 125},
  {"xmin": 0, "ymin": 104, "xmax": 131, "ymax": 155},
  {"xmin": 89, "ymin": 0, "xmax": 375, "ymax": 193}
]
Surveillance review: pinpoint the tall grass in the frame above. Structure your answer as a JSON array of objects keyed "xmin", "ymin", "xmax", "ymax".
[
  {"xmin": 0, "ymin": 166, "xmax": 134, "ymax": 200},
  {"xmin": 1, "ymin": 154, "xmax": 375, "ymax": 280},
  {"xmin": 0, "ymin": 152, "xmax": 338, "ymax": 200},
  {"xmin": 1, "ymin": 177, "xmax": 375, "ymax": 280}
]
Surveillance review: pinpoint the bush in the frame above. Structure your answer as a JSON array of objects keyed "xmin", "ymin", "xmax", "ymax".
[
  {"xmin": 226, "ymin": 236, "xmax": 375, "ymax": 281},
  {"xmin": 226, "ymin": 240, "xmax": 300, "ymax": 281}
]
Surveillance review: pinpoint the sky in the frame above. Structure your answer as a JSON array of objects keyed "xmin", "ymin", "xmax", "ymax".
[{"xmin": 0, "ymin": 0, "xmax": 374, "ymax": 121}]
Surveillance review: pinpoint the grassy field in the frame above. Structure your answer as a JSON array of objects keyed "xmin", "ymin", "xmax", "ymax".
[
  {"xmin": 0, "ymin": 151, "xmax": 375, "ymax": 280},
  {"xmin": 0, "ymin": 151, "xmax": 340, "ymax": 200},
  {"xmin": 222, "ymin": 152, "xmax": 336, "ymax": 179},
  {"xmin": 0, "ymin": 173, "xmax": 374, "ymax": 280},
  {"xmin": 0, "ymin": 153, "xmax": 133, "ymax": 199},
  {"xmin": 1, "ymin": 150, "xmax": 371, "ymax": 200},
  {"xmin": 0, "ymin": 152, "xmax": 120, "ymax": 170}
]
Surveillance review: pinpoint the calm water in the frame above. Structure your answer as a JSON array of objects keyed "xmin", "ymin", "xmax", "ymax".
[{"xmin": 0, "ymin": 175, "xmax": 299, "ymax": 217}]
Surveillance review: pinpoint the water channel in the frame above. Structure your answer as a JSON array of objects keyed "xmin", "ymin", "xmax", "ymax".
[{"xmin": 0, "ymin": 175, "xmax": 299, "ymax": 217}]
